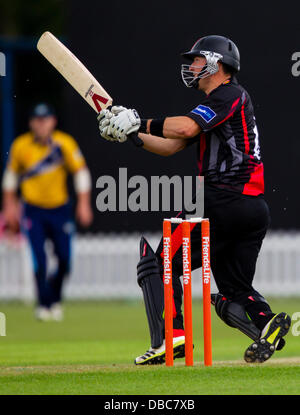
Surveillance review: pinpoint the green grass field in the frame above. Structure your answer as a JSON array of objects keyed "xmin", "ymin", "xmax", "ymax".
[{"xmin": 0, "ymin": 299, "xmax": 299, "ymax": 395}]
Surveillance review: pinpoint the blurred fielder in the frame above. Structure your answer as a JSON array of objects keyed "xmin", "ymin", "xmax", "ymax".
[
  {"xmin": 97, "ymin": 35, "xmax": 291, "ymax": 364},
  {"xmin": 2, "ymin": 103, "xmax": 93, "ymax": 321}
]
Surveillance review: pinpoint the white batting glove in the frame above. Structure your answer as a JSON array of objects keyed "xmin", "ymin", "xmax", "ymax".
[
  {"xmin": 111, "ymin": 105, "xmax": 127, "ymax": 115},
  {"xmin": 97, "ymin": 109, "xmax": 116, "ymax": 142},
  {"xmin": 109, "ymin": 108, "xmax": 141, "ymax": 143}
]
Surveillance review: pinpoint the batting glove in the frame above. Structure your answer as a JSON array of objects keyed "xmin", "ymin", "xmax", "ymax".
[
  {"xmin": 109, "ymin": 108, "xmax": 141, "ymax": 143},
  {"xmin": 111, "ymin": 105, "xmax": 127, "ymax": 115},
  {"xmin": 97, "ymin": 109, "xmax": 116, "ymax": 142}
]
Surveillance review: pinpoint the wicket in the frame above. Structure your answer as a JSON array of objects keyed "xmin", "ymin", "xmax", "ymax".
[{"xmin": 163, "ymin": 217, "xmax": 212, "ymax": 367}]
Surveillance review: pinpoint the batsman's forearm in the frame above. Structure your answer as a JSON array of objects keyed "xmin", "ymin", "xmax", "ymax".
[
  {"xmin": 162, "ymin": 116, "xmax": 200, "ymax": 139},
  {"xmin": 143, "ymin": 116, "xmax": 201, "ymax": 139},
  {"xmin": 138, "ymin": 133, "xmax": 187, "ymax": 156}
]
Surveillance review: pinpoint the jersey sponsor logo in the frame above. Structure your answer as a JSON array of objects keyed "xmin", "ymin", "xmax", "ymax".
[{"xmin": 192, "ymin": 105, "xmax": 216, "ymax": 123}]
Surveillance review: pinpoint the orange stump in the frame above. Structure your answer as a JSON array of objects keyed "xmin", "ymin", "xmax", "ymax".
[
  {"xmin": 163, "ymin": 220, "xmax": 173, "ymax": 366},
  {"xmin": 201, "ymin": 219, "xmax": 212, "ymax": 366},
  {"xmin": 182, "ymin": 221, "xmax": 193, "ymax": 366},
  {"xmin": 163, "ymin": 217, "xmax": 212, "ymax": 367}
]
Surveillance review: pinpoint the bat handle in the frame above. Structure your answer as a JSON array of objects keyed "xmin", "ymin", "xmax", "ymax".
[
  {"xmin": 128, "ymin": 132, "xmax": 144, "ymax": 147},
  {"xmin": 104, "ymin": 106, "xmax": 144, "ymax": 147}
]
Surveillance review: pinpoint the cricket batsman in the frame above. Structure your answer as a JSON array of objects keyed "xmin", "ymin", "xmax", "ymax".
[
  {"xmin": 2, "ymin": 103, "xmax": 93, "ymax": 321},
  {"xmin": 97, "ymin": 35, "xmax": 291, "ymax": 364}
]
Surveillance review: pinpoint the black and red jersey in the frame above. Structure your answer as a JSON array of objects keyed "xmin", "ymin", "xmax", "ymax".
[{"xmin": 186, "ymin": 77, "xmax": 264, "ymax": 196}]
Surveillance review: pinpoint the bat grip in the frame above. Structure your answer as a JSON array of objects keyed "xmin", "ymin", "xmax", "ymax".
[
  {"xmin": 128, "ymin": 132, "xmax": 144, "ymax": 147},
  {"xmin": 105, "ymin": 106, "xmax": 144, "ymax": 147}
]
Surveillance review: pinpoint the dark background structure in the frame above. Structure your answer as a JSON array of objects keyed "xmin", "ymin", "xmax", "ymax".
[{"xmin": 1, "ymin": 0, "xmax": 300, "ymax": 232}]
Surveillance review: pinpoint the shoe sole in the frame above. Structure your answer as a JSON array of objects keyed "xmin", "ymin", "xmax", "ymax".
[
  {"xmin": 135, "ymin": 341, "xmax": 185, "ymax": 366},
  {"xmin": 244, "ymin": 312, "xmax": 291, "ymax": 363}
]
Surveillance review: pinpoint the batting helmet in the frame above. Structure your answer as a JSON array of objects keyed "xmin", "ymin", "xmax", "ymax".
[
  {"xmin": 182, "ymin": 35, "xmax": 240, "ymax": 72},
  {"xmin": 181, "ymin": 35, "xmax": 240, "ymax": 88}
]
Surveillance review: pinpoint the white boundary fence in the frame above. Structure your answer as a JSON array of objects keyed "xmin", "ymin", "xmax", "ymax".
[{"xmin": 0, "ymin": 232, "xmax": 300, "ymax": 301}]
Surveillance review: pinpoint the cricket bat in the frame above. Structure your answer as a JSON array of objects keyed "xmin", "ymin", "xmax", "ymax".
[{"xmin": 37, "ymin": 31, "xmax": 143, "ymax": 146}]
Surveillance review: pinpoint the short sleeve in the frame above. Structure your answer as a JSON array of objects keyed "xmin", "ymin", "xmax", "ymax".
[
  {"xmin": 6, "ymin": 140, "xmax": 22, "ymax": 174},
  {"xmin": 186, "ymin": 86, "xmax": 242, "ymax": 132},
  {"xmin": 61, "ymin": 134, "xmax": 86, "ymax": 173}
]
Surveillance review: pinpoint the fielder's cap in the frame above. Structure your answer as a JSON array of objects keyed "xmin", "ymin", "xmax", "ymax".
[{"xmin": 29, "ymin": 103, "xmax": 56, "ymax": 119}]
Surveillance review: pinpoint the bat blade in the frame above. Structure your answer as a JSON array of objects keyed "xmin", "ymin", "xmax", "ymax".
[
  {"xmin": 37, "ymin": 31, "xmax": 144, "ymax": 147},
  {"xmin": 37, "ymin": 31, "xmax": 112, "ymax": 113}
]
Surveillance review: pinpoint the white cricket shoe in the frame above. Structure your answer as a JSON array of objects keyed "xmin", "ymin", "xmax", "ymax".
[
  {"xmin": 35, "ymin": 306, "xmax": 52, "ymax": 321},
  {"xmin": 50, "ymin": 303, "xmax": 64, "ymax": 321}
]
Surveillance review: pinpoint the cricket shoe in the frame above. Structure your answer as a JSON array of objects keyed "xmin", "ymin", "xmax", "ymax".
[
  {"xmin": 244, "ymin": 312, "xmax": 291, "ymax": 363},
  {"xmin": 50, "ymin": 303, "xmax": 64, "ymax": 321},
  {"xmin": 134, "ymin": 336, "xmax": 185, "ymax": 365},
  {"xmin": 35, "ymin": 306, "xmax": 52, "ymax": 321}
]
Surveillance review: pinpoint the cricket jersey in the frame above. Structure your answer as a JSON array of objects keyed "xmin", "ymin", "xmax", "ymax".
[
  {"xmin": 186, "ymin": 77, "xmax": 264, "ymax": 196},
  {"xmin": 7, "ymin": 130, "xmax": 86, "ymax": 208}
]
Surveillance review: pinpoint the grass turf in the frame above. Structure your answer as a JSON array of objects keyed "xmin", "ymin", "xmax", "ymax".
[{"xmin": 0, "ymin": 298, "xmax": 299, "ymax": 395}]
